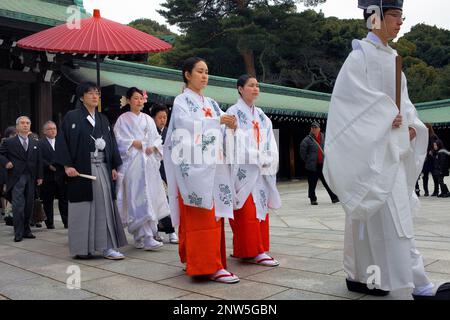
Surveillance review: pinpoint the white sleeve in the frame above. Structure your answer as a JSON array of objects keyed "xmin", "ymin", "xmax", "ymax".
[
  {"xmin": 113, "ymin": 116, "xmax": 134, "ymax": 159},
  {"xmin": 323, "ymin": 49, "xmax": 400, "ymax": 221}
]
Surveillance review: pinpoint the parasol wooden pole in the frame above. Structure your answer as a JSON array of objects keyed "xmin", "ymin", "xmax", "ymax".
[
  {"xmin": 97, "ymin": 54, "xmax": 102, "ymax": 112},
  {"xmin": 395, "ymin": 55, "xmax": 402, "ymax": 112}
]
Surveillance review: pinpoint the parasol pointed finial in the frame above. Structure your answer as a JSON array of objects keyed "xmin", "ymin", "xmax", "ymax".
[{"xmin": 93, "ymin": 9, "xmax": 101, "ymax": 18}]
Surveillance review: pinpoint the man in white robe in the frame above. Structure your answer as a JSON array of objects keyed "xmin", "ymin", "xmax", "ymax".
[
  {"xmin": 323, "ymin": 0, "xmax": 450, "ymax": 299},
  {"xmin": 115, "ymin": 109, "xmax": 170, "ymax": 251}
]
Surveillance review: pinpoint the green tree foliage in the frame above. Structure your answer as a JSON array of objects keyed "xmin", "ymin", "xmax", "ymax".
[
  {"xmin": 128, "ymin": 18, "xmax": 174, "ymax": 37},
  {"xmin": 127, "ymin": 18, "xmax": 177, "ymax": 67},
  {"xmin": 393, "ymin": 25, "xmax": 450, "ymax": 102},
  {"xmin": 403, "ymin": 24, "xmax": 450, "ymax": 69},
  {"xmin": 154, "ymin": 1, "xmax": 448, "ymax": 102},
  {"xmin": 158, "ymin": 0, "xmax": 300, "ymax": 76}
]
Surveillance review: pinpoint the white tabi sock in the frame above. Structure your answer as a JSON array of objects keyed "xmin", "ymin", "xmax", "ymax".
[{"xmin": 413, "ymin": 282, "xmax": 435, "ymax": 296}]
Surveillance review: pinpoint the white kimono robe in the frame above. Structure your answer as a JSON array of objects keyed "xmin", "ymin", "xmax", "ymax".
[
  {"xmin": 114, "ymin": 111, "xmax": 170, "ymax": 237},
  {"xmin": 323, "ymin": 32, "xmax": 431, "ymax": 291},
  {"xmin": 163, "ymin": 88, "xmax": 233, "ymax": 227},
  {"xmin": 226, "ymin": 98, "xmax": 281, "ymax": 221}
]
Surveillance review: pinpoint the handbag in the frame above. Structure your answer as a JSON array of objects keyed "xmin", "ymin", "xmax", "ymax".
[{"xmin": 33, "ymin": 187, "xmax": 47, "ymax": 223}]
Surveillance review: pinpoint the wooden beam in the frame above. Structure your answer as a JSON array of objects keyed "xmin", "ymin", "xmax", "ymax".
[{"xmin": 0, "ymin": 68, "xmax": 37, "ymax": 83}]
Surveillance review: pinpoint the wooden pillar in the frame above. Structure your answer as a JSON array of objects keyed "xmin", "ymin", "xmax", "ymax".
[
  {"xmin": 36, "ymin": 78, "xmax": 52, "ymax": 134},
  {"xmin": 289, "ymin": 130, "xmax": 295, "ymax": 179}
]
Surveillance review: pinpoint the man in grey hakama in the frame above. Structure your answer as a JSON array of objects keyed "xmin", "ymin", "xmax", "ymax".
[
  {"xmin": 68, "ymin": 152, "xmax": 127, "ymax": 257},
  {"xmin": 57, "ymin": 82, "xmax": 127, "ymax": 260}
]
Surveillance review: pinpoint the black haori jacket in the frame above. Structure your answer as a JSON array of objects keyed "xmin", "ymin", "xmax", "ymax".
[{"xmin": 55, "ymin": 106, "xmax": 122, "ymax": 202}]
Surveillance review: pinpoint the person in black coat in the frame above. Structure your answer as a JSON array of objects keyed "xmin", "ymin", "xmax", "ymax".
[
  {"xmin": 1, "ymin": 126, "xmax": 17, "ymax": 223},
  {"xmin": 435, "ymin": 140, "xmax": 450, "ymax": 198},
  {"xmin": 416, "ymin": 125, "xmax": 439, "ymax": 197},
  {"xmin": 0, "ymin": 116, "xmax": 43, "ymax": 242},
  {"xmin": 0, "ymin": 132, "xmax": 5, "ymax": 216},
  {"xmin": 56, "ymin": 82, "xmax": 127, "ymax": 259},
  {"xmin": 150, "ymin": 103, "xmax": 178, "ymax": 244},
  {"xmin": 39, "ymin": 121, "xmax": 68, "ymax": 229}
]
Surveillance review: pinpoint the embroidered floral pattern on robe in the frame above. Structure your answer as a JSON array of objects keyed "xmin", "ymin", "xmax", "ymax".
[
  {"xmin": 211, "ymin": 100, "xmax": 222, "ymax": 116},
  {"xmin": 259, "ymin": 113, "xmax": 266, "ymax": 124},
  {"xmin": 188, "ymin": 192, "xmax": 203, "ymax": 206},
  {"xmin": 237, "ymin": 168, "xmax": 247, "ymax": 181},
  {"xmin": 237, "ymin": 110, "xmax": 248, "ymax": 125},
  {"xmin": 259, "ymin": 190, "xmax": 267, "ymax": 210},
  {"xmin": 180, "ymin": 161, "xmax": 190, "ymax": 178},
  {"xmin": 186, "ymin": 97, "xmax": 199, "ymax": 112},
  {"xmin": 202, "ymin": 135, "xmax": 216, "ymax": 152},
  {"xmin": 219, "ymin": 184, "xmax": 232, "ymax": 206}
]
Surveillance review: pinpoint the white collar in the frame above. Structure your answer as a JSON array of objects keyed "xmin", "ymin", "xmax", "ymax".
[
  {"xmin": 237, "ymin": 97, "xmax": 258, "ymax": 117},
  {"xmin": 184, "ymin": 88, "xmax": 207, "ymax": 104},
  {"xmin": 363, "ymin": 32, "xmax": 395, "ymax": 54},
  {"xmin": 184, "ymin": 87, "xmax": 204, "ymax": 98},
  {"xmin": 128, "ymin": 111, "xmax": 141, "ymax": 117},
  {"xmin": 367, "ymin": 32, "xmax": 383, "ymax": 45}
]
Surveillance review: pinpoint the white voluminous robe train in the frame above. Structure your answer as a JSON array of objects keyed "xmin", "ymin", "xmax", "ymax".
[{"xmin": 114, "ymin": 111, "xmax": 170, "ymax": 241}]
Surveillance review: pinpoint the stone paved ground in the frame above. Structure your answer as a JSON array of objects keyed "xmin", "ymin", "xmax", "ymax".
[{"xmin": 0, "ymin": 179, "xmax": 449, "ymax": 300}]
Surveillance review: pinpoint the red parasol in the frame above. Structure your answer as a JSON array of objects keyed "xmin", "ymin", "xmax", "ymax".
[
  {"xmin": 17, "ymin": 9, "xmax": 172, "ymax": 109},
  {"xmin": 17, "ymin": 9, "xmax": 172, "ymax": 54}
]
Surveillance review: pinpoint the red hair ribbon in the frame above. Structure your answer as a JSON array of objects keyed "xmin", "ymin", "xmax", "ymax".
[{"xmin": 252, "ymin": 120, "xmax": 260, "ymax": 150}]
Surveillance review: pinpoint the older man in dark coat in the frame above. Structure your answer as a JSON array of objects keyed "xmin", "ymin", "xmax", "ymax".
[
  {"xmin": 0, "ymin": 116, "xmax": 43, "ymax": 242},
  {"xmin": 39, "ymin": 120, "xmax": 68, "ymax": 229}
]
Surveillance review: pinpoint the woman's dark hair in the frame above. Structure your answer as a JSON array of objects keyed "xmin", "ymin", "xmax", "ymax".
[
  {"xmin": 150, "ymin": 103, "xmax": 169, "ymax": 118},
  {"xmin": 76, "ymin": 82, "xmax": 100, "ymax": 98},
  {"xmin": 182, "ymin": 57, "xmax": 206, "ymax": 84},
  {"xmin": 4, "ymin": 126, "xmax": 17, "ymax": 138},
  {"xmin": 126, "ymin": 87, "xmax": 144, "ymax": 100},
  {"xmin": 436, "ymin": 139, "xmax": 445, "ymax": 150},
  {"xmin": 236, "ymin": 74, "xmax": 256, "ymax": 96}
]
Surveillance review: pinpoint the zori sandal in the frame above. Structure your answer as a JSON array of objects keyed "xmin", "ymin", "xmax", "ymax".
[
  {"xmin": 247, "ymin": 253, "xmax": 280, "ymax": 267},
  {"xmin": 209, "ymin": 269, "xmax": 240, "ymax": 284}
]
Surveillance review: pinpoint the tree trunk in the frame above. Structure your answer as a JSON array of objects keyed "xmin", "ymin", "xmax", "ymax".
[
  {"xmin": 240, "ymin": 48, "xmax": 257, "ymax": 77},
  {"xmin": 234, "ymin": 0, "xmax": 255, "ymax": 76},
  {"xmin": 235, "ymin": 0, "xmax": 246, "ymax": 10}
]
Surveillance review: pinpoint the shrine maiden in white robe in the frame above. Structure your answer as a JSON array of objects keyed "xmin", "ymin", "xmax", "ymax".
[
  {"xmin": 226, "ymin": 97, "xmax": 281, "ymax": 221},
  {"xmin": 114, "ymin": 111, "xmax": 170, "ymax": 237},
  {"xmin": 323, "ymin": 32, "xmax": 431, "ymax": 291},
  {"xmin": 163, "ymin": 88, "xmax": 233, "ymax": 227}
]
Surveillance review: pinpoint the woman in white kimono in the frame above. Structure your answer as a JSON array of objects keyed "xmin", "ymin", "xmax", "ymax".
[
  {"xmin": 226, "ymin": 75, "xmax": 281, "ymax": 267},
  {"xmin": 164, "ymin": 57, "xmax": 239, "ymax": 283},
  {"xmin": 115, "ymin": 87, "xmax": 170, "ymax": 251}
]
